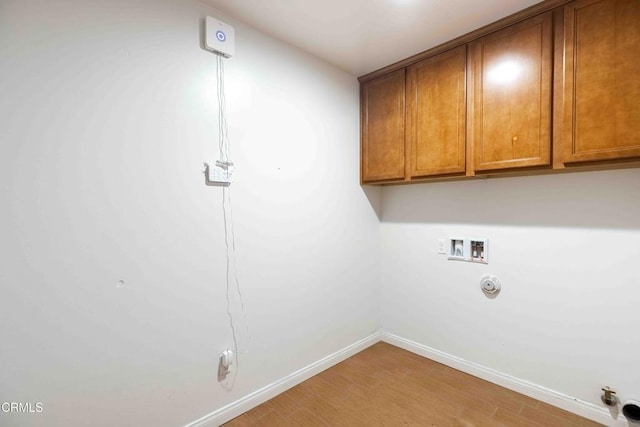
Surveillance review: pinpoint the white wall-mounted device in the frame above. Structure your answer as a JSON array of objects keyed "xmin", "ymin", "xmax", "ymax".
[
  {"xmin": 446, "ymin": 237, "xmax": 488, "ymax": 264},
  {"xmin": 204, "ymin": 161, "xmax": 234, "ymax": 187},
  {"xmin": 480, "ymin": 274, "xmax": 501, "ymax": 296},
  {"xmin": 449, "ymin": 237, "xmax": 466, "ymax": 260},
  {"xmin": 205, "ymin": 16, "xmax": 235, "ymax": 58},
  {"xmin": 218, "ymin": 348, "xmax": 234, "ymax": 381}
]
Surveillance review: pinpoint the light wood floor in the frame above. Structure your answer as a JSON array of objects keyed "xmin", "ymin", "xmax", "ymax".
[{"xmin": 225, "ymin": 342, "xmax": 603, "ymax": 426}]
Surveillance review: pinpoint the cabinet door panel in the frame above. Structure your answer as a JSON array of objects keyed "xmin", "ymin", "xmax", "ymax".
[
  {"xmin": 562, "ymin": 0, "xmax": 640, "ymax": 163},
  {"xmin": 407, "ymin": 46, "xmax": 466, "ymax": 177},
  {"xmin": 470, "ymin": 13, "xmax": 552, "ymax": 171},
  {"xmin": 361, "ymin": 70, "xmax": 405, "ymax": 182}
]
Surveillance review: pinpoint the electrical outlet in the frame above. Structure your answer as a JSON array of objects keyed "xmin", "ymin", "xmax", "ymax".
[{"xmin": 437, "ymin": 239, "xmax": 446, "ymax": 254}]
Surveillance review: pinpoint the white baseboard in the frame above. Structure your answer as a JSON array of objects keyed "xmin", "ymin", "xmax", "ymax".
[
  {"xmin": 185, "ymin": 331, "xmax": 381, "ymax": 427},
  {"xmin": 186, "ymin": 330, "xmax": 627, "ymax": 427},
  {"xmin": 381, "ymin": 331, "xmax": 626, "ymax": 427}
]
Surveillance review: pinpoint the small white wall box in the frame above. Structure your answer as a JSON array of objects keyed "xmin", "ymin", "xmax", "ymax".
[
  {"xmin": 448, "ymin": 237, "xmax": 488, "ymax": 264},
  {"xmin": 205, "ymin": 16, "xmax": 235, "ymax": 58},
  {"xmin": 469, "ymin": 238, "xmax": 488, "ymax": 264},
  {"xmin": 448, "ymin": 237, "xmax": 466, "ymax": 260}
]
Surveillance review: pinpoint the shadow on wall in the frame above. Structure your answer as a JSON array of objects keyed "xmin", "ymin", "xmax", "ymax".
[
  {"xmin": 379, "ymin": 168, "xmax": 640, "ymax": 230},
  {"xmin": 362, "ymin": 185, "xmax": 383, "ymax": 220}
]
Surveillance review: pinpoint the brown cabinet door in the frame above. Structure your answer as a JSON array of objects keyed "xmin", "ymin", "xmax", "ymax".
[
  {"xmin": 407, "ymin": 46, "xmax": 466, "ymax": 178},
  {"xmin": 361, "ymin": 70, "xmax": 406, "ymax": 183},
  {"xmin": 469, "ymin": 12, "xmax": 553, "ymax": 172},
  {"xmin": 560, "ymin": 0, "xmax": 640, "ymax": 163}
]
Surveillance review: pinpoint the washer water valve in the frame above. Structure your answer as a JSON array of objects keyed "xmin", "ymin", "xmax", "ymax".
[{"xmin": 601, "ymin": 386, "xmax": 617, "ymax": 406}]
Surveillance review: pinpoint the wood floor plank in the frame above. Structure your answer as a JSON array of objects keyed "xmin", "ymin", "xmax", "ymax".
[
  {"xmin": 223, "ymin": 412, "xmax": 253, "ymax": 427},
  {"xmin": 492, "ymin": 408, "xmax": 544, "ymax": 427},
  {"xmin": 522, "ymin": 403, "xmax": 604, "ymax": 427},
  {"xmin": 539, "ymin": 401, "xmax": 605, "ymax": 426},
  {"xmin": 519, "ymin": 405, "xmax": 580, "ymax": 427},
  {"xmin": 456, "ymin": 407, "xmax": 505, "ymax": 427},
  {"xmin": 286, "ymin": 407, "xmax": 328, "ymax": 426},
  {"xmin": 250, "ymin": 410, "xmax": 294, "ymax": 427},
  {"xmin": 414, "ymin": 370, "xmax": 497, "ymax": 416},
  {"xmin": 241, "ymin": 402, "xmax": 273, "ymax": 423},
  {"xmin": 223, "ymin": 342, "xmax": 604, "ymax": 426},
  {"xmin": 262, "ymin": 392, "xmax": 303, "ymax": 418},
  {"xmin": 293, "ymin": 395, "xmax": 346, "ymax": 425}
]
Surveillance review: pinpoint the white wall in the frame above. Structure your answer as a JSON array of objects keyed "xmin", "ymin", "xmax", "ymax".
[
  {"xmin": 0, "ymin": 1, "xmax": 381, "ymax": 426},
  {"xmin": 380, "ymin": 169, "xmax": 640, "ymax": 416},
  {"xmin": 3, "ymin": 0, "xmax": 638, "ymax": 425}
]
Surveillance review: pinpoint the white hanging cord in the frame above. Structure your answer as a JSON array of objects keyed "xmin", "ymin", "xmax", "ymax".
[
  {"xmin": 216, "ymin": 54, "xmax": 231, "ymax": 163},
  {"xmin": 227, "ymin": 187, "xmax": 249, "ymax": 349},
  {"xmin": 221, "ymin": 185, "xmax": 239, "ymax": 390},
  {"xmin": 215, "ymin": 53, "xmax": 250, "ymax": 390}
]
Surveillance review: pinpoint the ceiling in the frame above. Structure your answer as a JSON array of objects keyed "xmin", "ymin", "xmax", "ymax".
[{"xmin": 202, "ymin": 0, "xmax": 542, "ymax": 76}]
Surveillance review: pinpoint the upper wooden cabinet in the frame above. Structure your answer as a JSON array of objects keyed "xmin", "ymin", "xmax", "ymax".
[
  {"xmin": 468, "ymin": 12, "xmax": 553, "ymax": 172},
  {"xmin": 361, "ymin": 69, "xmax": 405, "ymax": 183},
  {"xmin": 359, "ymin": 0, "xmax": 640, "ymax": 185},
  {"xmin": 407, "ymin": 46, "xmax": 467, "ymax": 178},
  {"xmin": 559, "ymin": 0, "xmax": 640, "ymax": 164}
]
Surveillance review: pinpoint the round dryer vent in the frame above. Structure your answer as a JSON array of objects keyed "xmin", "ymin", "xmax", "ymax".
[{"xmin": 623, "ymin": 401, "xmax": 640, "ymax": 422}]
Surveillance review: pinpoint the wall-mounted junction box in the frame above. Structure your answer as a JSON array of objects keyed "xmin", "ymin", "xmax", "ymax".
[
  {"xmin": 449, "ymin": 237, "xmax": 466, "ymax": 260},
  {"xmin": 205, "ymin": 16, "xmax": 235, "ymax": 58},
  {"xmin": 447, "ymin": 237, "xmax": 488, "ymax": 264}
]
